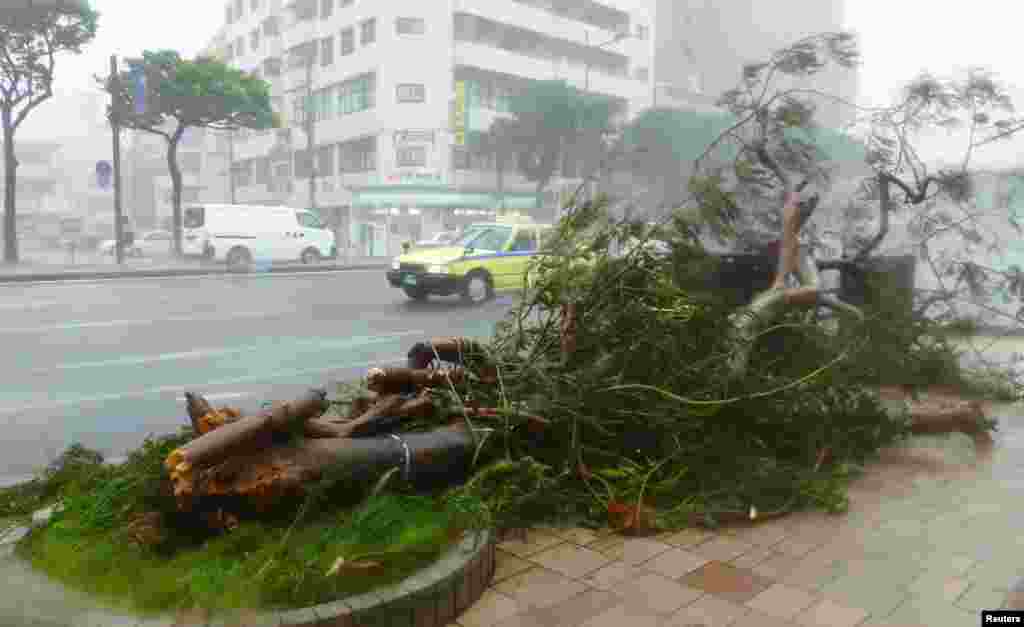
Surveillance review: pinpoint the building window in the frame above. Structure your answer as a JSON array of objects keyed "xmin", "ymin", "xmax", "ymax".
[
  {"xmin": 395, "ymin": 17, "xmax": 425, "ymax": 35},
  {"xmin": 235, "ymin": 36, "xmax": 244, "ymax": 56},
  {"xmin": 234, "ymin": 0, "xmax": 243, "ymax": 19},
  {"xmin": 396, "ymin": 146, "xmax": 426, "ymax": 167},
  {"xmin": 250, "ymin": 0, "xmax": 259, "ymax": 11},
  {"xmin": 340, "ymin": 27, "xmax": 355, "ymax": 55},
  {"xmin": 360, "ymin": 18, "xmax": 376, "ymax": 45},
  {"xmin": 635, "ymin": 24, "xmax": 649, "ymax": 40},
  {"xmin": 294, "ymin": 148, "xmax": 314, "ymax": 178},
  {"xmin": 451, "ymin": 146, "xmax": 469, "ymax": 170},
  {"xmin": 339, "ymin": 136, "xmax": 377, "ymax": 173},
  {"xmin": 293, "ymin": 0, "xmax": 316, "ymax": 21},
  {"xmin": 264, "ymin": 57, "xmax": 282, "ymax": 76},
  {"xmin": 263, "ymin": 16, "xmax": 280, "ymax": 36},
  {"xmin": 320, "ymin": 36, "xmax": 334, "ymax": 66},
  {"xmin": 225, "ymin": 4, "xmax": 232, "ymax": 24},
  {"xmin": 337, "ymin": 72, "xmax": 375, "ymax": 114},
  {"xmin": 317, "ymin": 144, "xmax": 334, "ymax": 176},
  {"xmin": 250, "ymin": 29, "xmax": 261, "ymax": 51},
  {"xmin": 395, "ymin": 83, "xmax": 425, "ymax": 103},
  {"xmin": 340, "ymin": 0, "xmax": 353, "ymax": 6},
  {"xmin": 634, "ymin": 67, "xmax": 649, "ymax": 80},
  {"xmin": 320, "ymin": 0, "xmax": 332, "ymax": 20}
]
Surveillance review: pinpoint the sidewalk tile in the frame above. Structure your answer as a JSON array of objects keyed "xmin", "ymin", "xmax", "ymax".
[
  {"xmin": 884, "ymin": 596, "xmax": 975, "ymax": 627},
  {"xmin": 956, "ymin": 583, "xmax": 1008, "ymax": 613},
  {"xmin": 912, "ymin": 552, "xmax": 975, "ymax": 576},
  {"xmin": 529, "ymin": 541, "xmax": 613, "ymax": 579},
  {"xmin": 492, "ymin": 550, "xmax": 533, "ymax": 583},
  {"xmin": 527, "ymin": 588, "xmax": 621, "ymax": 626},
  {"xmin": 457, "ymin": 590, "xmax": 522, "ymax": 627},
  {"xmin": 658, "ymin": 528, "xmax": 715, "ymax": 548},
  {"xmin": 549, "ymin": 526, "xmax": 601, "ymax": 546},
  {"xmin": 496, "ymin": 530, "xmax": 564, "ymax": 559},
  {"xmin": 694, "ymin": 536, "xmax": 756, "ymax": 562},
  {"xmin": 612, "ymin": 571, "xmax": 704, "ymax": 614},
  {"xmin": 776, "ymin": 557, "xmax": 843, "ymax": 592},
  {"xmin": 679, "ymin": 561, "xmax": 773, "ymax": 604},
  {"xmin": 772, "ymin": 536, "xmax": 825, "ymax": 559},
  {"xmin": 492, "ymin": 566, "xmax": 588, "ymax": 611},
  {"xmin": 750, "ymin": 550, "xmax": 807, "ymax": 580},
  {"xmin": 906, "ymin": 570, "xmax": 969, "ymax": 602},
  {"xmin": 745, "ymin": 583, "xmax": 818, "ymax": 621},
  {"xmin": 664, "ymin": 594, "xmax": 749, "ymax": 626},
  {"xmin": 576, "ymin": 600, "xmax": 667, "ymax": 627},
  {"xmin": 586, "ymin": 534, "xmax": 626, "ymax": 556},
  {"xmin": 731, "ymin": 608, "xmax": 799, "ymax": 627},
  {"xmin": 725, "ymin": 521, "xmax": 790, "ymax": 548},
  {"xmin": 817, "ymin": 575, "xmax": 909, "ymax": 618},
  {"xmin": 794, "ymin": 598, "xmax": 869, "ymax": 627},
  {"xmin": 731, "ymin": 544, "xmax": 782, "ymax": 569},
  {"xmin": 601, "ymin": 537, "xmax": 674, "ymax": 565},
  {"xmin": 580, "ymin": 561, "xmax": 651, "ymax": 591},
  {"xmin": 642, "ymin": 547, "xmax": 710, "ymax": 579}
]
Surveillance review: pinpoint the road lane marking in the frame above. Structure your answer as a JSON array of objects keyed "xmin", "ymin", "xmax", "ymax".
[
  {"xmin": 34, "ymin": 331, "xmax": 423, "ymax": 372},
  {"xmin": 0, "ymin": 355, "xmax": 407, "ymax": 415},
  {"xmin": 0, "ymin": 267, "xmax": 384, "ymax": 287},
  {"xmin": 180, "ymin": 392, "xmax": 245, "ymax": 402},
  {"xmin": 0, "ymin": 310, "xmax": 292, "ymax": 334},
  {"xmin": 0, "ymin": 300, "xmax": 61, "ymax": 310}
]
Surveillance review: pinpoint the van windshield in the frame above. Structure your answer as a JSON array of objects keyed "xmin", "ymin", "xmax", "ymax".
[{"xmin": 183, "ymin": 207, "xmax": 205, "ymax": 229}]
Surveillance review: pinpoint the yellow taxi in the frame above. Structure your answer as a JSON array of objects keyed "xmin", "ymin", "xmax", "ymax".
[{"xmin": 386, "ymin": 215, "xmax": 554, "ymax": 304}]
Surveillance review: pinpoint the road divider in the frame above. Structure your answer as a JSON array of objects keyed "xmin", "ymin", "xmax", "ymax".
[{"xmin": 0, "ymin": 262, "xmax": 389, "ymax": 285}]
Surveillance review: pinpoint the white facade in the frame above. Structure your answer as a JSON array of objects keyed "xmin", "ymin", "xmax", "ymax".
[{"xmin": 210, "ymin": 0, "xmax": 657, "ymax": 255}]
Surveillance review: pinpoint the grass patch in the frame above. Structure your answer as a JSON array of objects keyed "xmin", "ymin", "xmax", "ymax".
[
  {"xmin": 17, "ymin": 490, "xmax": 464, "ymax": 615},
  {"xmin": 7, "ymin": 384, "xmax": 485, "ymax": 617}
]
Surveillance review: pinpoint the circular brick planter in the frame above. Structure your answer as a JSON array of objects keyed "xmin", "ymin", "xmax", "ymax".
[{"xmin": 0, "ymin": 524, "xmax": 495, "ymax": 627}]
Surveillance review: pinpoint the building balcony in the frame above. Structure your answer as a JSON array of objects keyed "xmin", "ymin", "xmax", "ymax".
[
  {"xmin": 454, "ymin": 41, "xmax": 643, "ymax": 101},
  {"xmin": 454, "ymin": 0, "xmax": 628, "ymax": 48}
]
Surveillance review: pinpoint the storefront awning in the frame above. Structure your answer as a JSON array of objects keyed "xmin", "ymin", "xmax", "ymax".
[{"xmin": 351, "ymin": 186, "xmax": 539, "ymax": 210}]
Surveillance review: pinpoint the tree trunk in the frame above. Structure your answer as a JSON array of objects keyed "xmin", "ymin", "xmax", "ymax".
[
  {"xmin": 366, "ymin": 367, "xmax": 466, "ymax": 395},
  {"xmin": 166, "ymin": 126, "xmax": 185, "ymax": 257},
  {"xmin": 331, "ymin": 392, "xmax": 434, "ymax": 439},
  {"xmin": 166, "ymin": 389, "xmax": 328, "ymax": 502},
  {"xmin": 2, "ymin": 112, "xmax": 19, "ymax": 264},
  {"xmin": 174, "ymin": 423, "xmax": 475, "ymax": 512}
]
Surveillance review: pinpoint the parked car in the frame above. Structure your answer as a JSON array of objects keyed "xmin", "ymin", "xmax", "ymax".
[
  {"xmin": 181, "ymin": 204, "xmax": 336, "ymax": 267},
  {"xmin": 387, "ymin": 215, "xmax": 553, "ymax": 305},
  {"xmin": 99, "ymin": 229, "xmax": 174, "ymax": 257}
]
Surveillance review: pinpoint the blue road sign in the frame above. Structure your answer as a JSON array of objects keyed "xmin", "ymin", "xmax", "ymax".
[
  {"xmin": 130, "ymin": 66, "xmax": 146, "ymax": 116},
  {"xmin": 96, "ymin": 161, "xmax": 112, "ymax": 189}
]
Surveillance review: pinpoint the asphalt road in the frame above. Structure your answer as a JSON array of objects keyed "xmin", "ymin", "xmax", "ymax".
[{"xmin": 0, "ymin": 269, "xmax": 515, "ymax": 485}]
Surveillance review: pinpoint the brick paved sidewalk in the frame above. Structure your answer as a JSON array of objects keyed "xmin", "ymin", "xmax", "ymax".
[{"xmin": 447, "ymin": 401, "xmax": 1024, "ymax": 627}]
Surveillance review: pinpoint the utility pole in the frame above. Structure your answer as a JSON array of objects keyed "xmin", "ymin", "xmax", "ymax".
[
  {"xmin": 226, "ymin": 129, "xmax": 235, "ymax": 202},
  {"xmin": 108, "ymin": 55, "xmax": 125, "ymax": 266},
  {"xmin": 304, "ymin": 56, "xmax": 317, "ymax": 214}
]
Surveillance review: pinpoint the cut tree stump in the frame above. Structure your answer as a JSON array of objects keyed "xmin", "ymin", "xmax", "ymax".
[{"xmin": 166, "ymin": 389, "xmax": 329, "ymax": 506}]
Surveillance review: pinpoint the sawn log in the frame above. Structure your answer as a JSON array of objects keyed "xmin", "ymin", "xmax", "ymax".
[{"xmin": 172, "ymin": 423, "xmax": 475, "ymax": 511}]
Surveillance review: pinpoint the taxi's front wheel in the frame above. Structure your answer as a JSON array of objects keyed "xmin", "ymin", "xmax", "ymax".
[
  {"xmin": 461, "ymin": 270, "xmax": 493, "ymax": 305},
  {"xmin": 403, "ymin": 287, "xmax": 428, "ymax": 301}
]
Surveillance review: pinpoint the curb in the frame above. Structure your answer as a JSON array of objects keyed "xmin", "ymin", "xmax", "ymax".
[
  {"xmin": 0, "ymin": 526, "xmax": 494, "ymax": 627},
  {"xmin": 0, "ymin": 263, "xmax": 389, "ymax": 284}
]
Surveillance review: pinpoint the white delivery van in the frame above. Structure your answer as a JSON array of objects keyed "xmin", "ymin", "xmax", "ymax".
[{"xmin": 181, "ymin": 204, "xmax": 335, "ymax": 267}]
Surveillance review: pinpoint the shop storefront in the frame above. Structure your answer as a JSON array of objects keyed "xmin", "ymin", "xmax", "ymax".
[{"xmin": 348, "ymin": 185, "xmax": 540, "ymax": 257}]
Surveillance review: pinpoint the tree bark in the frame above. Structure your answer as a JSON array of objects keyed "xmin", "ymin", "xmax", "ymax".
[
  {"xmin": 166, "ymin": 125, "xmax": 185, "ymax": 257},
  {"xmin": 165, "ymin": 389, "xmax": 328, "ymax": 501},
  {"xmin": 333, "ymin": 392, "xmax": 434, "ymax": 438},
  {"xmin": 2, "ymin": 113, "xmax": 19, "ymax": 264},
  {"xmin": 366, "ymin": 367, "xmax": 465, "ymax": 394},
  {"xmin": 174, "ymin": 423, "xmax": 475, "ymax": 512}
]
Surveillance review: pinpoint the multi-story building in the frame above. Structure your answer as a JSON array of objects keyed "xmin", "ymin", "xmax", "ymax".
[
  {"xmin": 211, "ymin": 0, "xmax": 657, "ymax": 257},
  {"xmin": 655, "ymin": 0, "xmax": 858, "ymax": 129}
]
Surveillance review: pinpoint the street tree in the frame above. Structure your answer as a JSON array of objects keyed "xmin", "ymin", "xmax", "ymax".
[
  {"xmin": 100, "ymin": 50, "xmax": 277, "ymax": 255},
  {"xmin": 497, "ymin": 79, "xmax": 618, "ymax": 211},
  {"xmin": 0, "ymin": 0, "xmax": 98, "ymax": 263}
]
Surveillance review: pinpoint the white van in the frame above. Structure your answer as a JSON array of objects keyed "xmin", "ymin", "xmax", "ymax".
[{"xmin": 181, "ymin": 204, "xmax": 335, "ymax": 267}]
